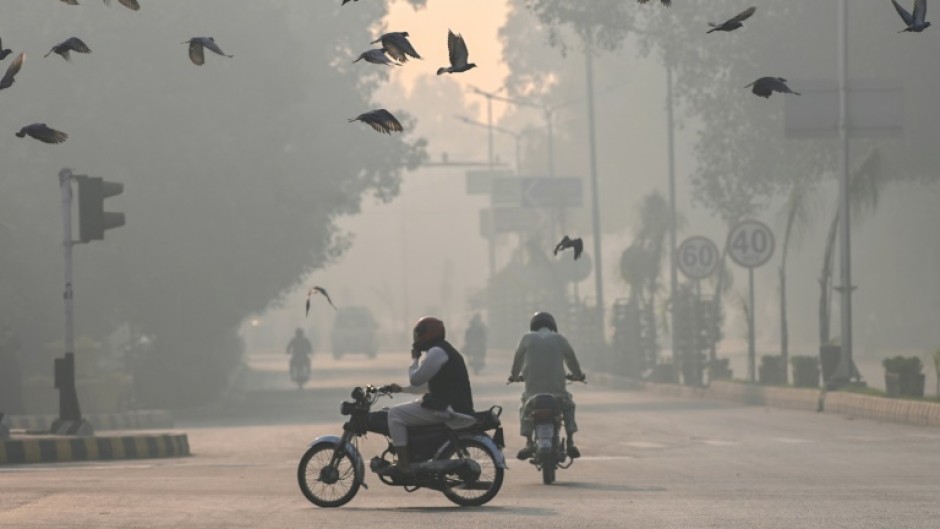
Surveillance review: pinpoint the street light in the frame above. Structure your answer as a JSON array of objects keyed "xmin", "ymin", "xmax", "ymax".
[{"xmin": 454, "ymin": 115, "xmax": 529, "ymax": 174}]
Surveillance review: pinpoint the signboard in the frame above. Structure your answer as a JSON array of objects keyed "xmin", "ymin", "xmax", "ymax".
[
  {"xmin": 727, "ymin": 220, "xmax": 775, "ymax": 269},
  {"xmin": 491, "ymin": 177, "xmax": 583, "ymax": 208},
  {"xmin": 677, "ymin": 236, "xmax": 720, "ymax": 280},
  {"xmin": 480, "ymin": 207, "xmax": 541, "ymax": 237},
  {"xmin": 466, "ymin": 169, "xmax": 514, "ymax": 195},
  {"xmin": 785, "ymin": 79, "xmax": 903, "ymax": 139}
]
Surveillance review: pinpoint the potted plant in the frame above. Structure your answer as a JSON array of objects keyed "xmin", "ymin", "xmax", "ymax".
[
  {"xmin": 708, "ymin": 358, "xmax": 733, "ymax": 381},
  {"xmin": 651, "ymin": 358, "xmax": 679, "ymax": 384},
  {"xmin": 790, "ymin": 355, "xmax": 820, "ymax": 388},
  {"xmin": 759, "ymin": 355, "xmax": 786, "ymax": 386},
  {"xmin": 883, "ymin": 355, "xmax": 925, "ymax": 398}
]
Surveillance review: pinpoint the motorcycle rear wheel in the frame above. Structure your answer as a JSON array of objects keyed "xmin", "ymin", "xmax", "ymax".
[
  {"xmin": 297, "ymin": 443, "xmax": 362, "ymax": 508},
  {"xmin": 440, "ymin": 439, "xmax": 504, "ymax": 507},
  {"xmin": 541, "ymin": 452, "xmax": 556, "ymax": 485}
]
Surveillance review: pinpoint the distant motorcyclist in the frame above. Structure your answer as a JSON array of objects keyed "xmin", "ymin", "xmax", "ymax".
[
  {"xmin": 509, "ymin": 311, "xmax": 585, "ymax": 460},
  {"xmin": 463, "ymin": 313, "xmax": 487, "ymax": 374},
  {"xmin": 286, "ymin": 328, "xmax": 313, "ymax": 379},
  {"xmin": 383, "ymin": 316, "xmax": 477, "ymax": 476}
]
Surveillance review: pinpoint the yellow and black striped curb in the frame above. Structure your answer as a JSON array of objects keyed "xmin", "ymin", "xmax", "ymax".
[
  {"xmin": 592, "ymin": 373, "xmax": 940, "ymax": 428},
  {"xmin": 0, "ymin": 433, "xmax": 190, "ymax": 465},
  {"xmin": 5, "ymin": 410, "xmax": 173, "ymax": 432}
]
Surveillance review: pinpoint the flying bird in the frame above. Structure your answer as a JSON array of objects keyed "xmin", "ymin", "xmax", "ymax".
[
  {"xmin": 16, "ymin": 123, "xmax": 68, "ymax": 144},
  {"xmin": 349, "ymin": 109, "xmax": 403, "ymax": 134},
  {"xmin": 372, "ymin": 32, "xmax": 421, "ymax": 63},
  {"xmin": 637, "ymin": 0, "xmax": 672, "ymax": 6},
  {"xmin": 104, "ymin": 0, "xmax": 140, "ymax": 10},
  {"xmin": 353, "ymin": 48, "xmax": 399, "ymax": 66},
  {"xmin": 746, "ymin": 77, "xmax": 800, "ymax": 98},
  {"xmin": 0, "ymin": 38, "xmax": 12, "ymax": 61},
  {"xmin": 183, "ymin": 37, "xmax": 233, "ymax": 66},
  {"xmin": 0, "ymin": 52, "xmax": 25, "ymax": 91},
  {"xmin": 437, "ymin": 30, "xmax": 477, "ymax": 75},
  {"xmin": 708, "ymin": 6, "xmax": 757, "ymax": 33},
  {"xmin": 59, "ymin": 0, "xmax": 79, "ymax": 4},
  {"xmin": 554, "ymin": 236, "xmax": 584, "ymax": 261},
  {"xmin": 342, "ymin": 0, "xmax": 358, "ymax": 4},
  {"xmin": 892, "ymin": 0, "xmax": 931, "ymax": 32},
  {"xmin": 44, "ymin": 37, "xmax": 91, "ymax": 61},
  {"xmin": 306, "ymin": 286, "xmax": 337, "ymax": 316}
]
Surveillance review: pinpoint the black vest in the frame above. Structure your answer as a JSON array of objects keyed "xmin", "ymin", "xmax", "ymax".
[{"xmin": 422, "ymin": 340, "xmax": 474, "ymax": 414}]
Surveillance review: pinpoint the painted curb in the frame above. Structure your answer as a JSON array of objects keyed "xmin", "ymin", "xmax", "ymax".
[
  {"xmin": 0, "ymin": 433, "xmax": 190, "ymax": 465},
  {"xmin": 5, "ymin": 410, "xmax": 173, "ymax": 432}
]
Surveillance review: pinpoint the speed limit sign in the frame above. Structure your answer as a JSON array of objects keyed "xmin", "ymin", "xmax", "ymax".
[
  {"xmin": 727, "ymin": 220, "xmax": 775, "ymax": 268},
  {"xmin": 677, "ymin": 236, "xmax": 720, "ymax": 280}
]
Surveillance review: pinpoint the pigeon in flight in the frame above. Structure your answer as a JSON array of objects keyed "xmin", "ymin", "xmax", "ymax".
[
  {"xmin": 183, "ymin": 37, "xmax": 233, "ymax": 66},
  {"xmin": 0, "ymin": 53, "xmax": 25, "ymax": 91},
  {"xmin": 16, "ymin": 123, "xmax": 68, "ymax": 144},
  {"xmin": 59, "ymin": 0, "xmax": 79, "ymax": 4},
  {"xmin": 372, "ymin": 32, "xmax": 421, "ymax": 63},
  {"xmin": 892, "ymin": 0, "xmax": 931, "ymax": 32},
  {"xmin": 349, "ymin": 109, "xmax": 404, "ymax": 134},
  {"xmin": 306, "ymin": 286, "xmax": 337, "ymax": 316},
  {"xmin": 554, "ymin": 236, "xmax": 584, "ymax": 261},
  {"xmin": 353, "ymin": 48, "xmax": 399, "ymax": 66},
  {"xmin": 342, "ymin": 0, "xmax": 358, "ymax": 4},
  {"xmin": 44, "ymin": 37, "xmax": 91, "ymax": 61},
  {"xmin": 746, "ymin": 77, "xmax": 800, "ymax": 98},
  {"xmin": 637, "ymin": 0, "xmax": 672, "ymax": 6},
  {"xmin": 708, "ymin": 6, "xmax": 757, "ymax": 33},
  {"xmin": 104, "ymin": 0, "xmax": 140, "ymax": 10},
  {"xmin": 437, "ymin": 30, "xmax": 477, "ymax": 75},
  {"xmin": 0, "ymin": 38, "xmax": 11, "ymax": 60}
]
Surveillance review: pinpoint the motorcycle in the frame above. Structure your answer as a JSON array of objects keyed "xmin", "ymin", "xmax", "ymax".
[
  {"xmin": 297, "ymin": 385, "xmax": 507, "ymax": 507},
  {"xmin": 509, "ymin": 373, "xmax": 585, "ymax": 485},
  {"xmin": 289, "ymin": 353, "xmax": 310, "ymax": 390}
]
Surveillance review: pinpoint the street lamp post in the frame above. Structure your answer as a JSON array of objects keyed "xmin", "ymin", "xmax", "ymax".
[
  {"xmin": 584, "ymin": 42, "xmax": 605, "ymax": 326},
  {"xmin": 455, "ymin": 115, "xmax": 526, "ymax": 174}
]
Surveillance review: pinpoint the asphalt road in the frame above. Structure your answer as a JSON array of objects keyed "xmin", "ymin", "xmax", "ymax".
[{"xmin": 2, "ymin": 349, "xmax": 939, "ymax": 528}]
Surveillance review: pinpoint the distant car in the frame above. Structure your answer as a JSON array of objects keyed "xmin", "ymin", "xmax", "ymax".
[{"xmin": 331, "ymin": 306, "xmax": 378, "ymax": 359}]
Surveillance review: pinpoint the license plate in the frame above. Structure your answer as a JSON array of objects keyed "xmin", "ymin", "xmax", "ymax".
[{"xmin": 535, "ymin": 424, "xmax": 554, "ymax": 448}]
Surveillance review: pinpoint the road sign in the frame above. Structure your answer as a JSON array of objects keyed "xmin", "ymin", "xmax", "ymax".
[
  {"xmin": 677, "ymin": 236, "xmax": 720, "ymax": 280},
  {"xmin": 466, "ymin": 169, "xmax": 514, "ymax": 195},
  {"xmin": 480, "ymin": 207, "xmax": 541, "ymax": 237},
  {"xmin": 491, "ymin": 177, "xmax": 583, "ymax": 208},
  {"xmin": 785, "ymin": 79, "xmax": 903, "ymax": 139},
  {"xmin": 727, "ymin": 220, "xmax": 775, "ymax": 269}
]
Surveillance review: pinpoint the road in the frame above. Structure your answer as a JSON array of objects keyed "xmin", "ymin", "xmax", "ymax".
[{"xmin": 2, "ymin": 349, "xmax": 940, "ymax": 528}]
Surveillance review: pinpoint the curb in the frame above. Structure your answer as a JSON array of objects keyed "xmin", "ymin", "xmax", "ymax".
[
  {"xmin": 593, "ymin": 374, "xmax": 940, "ymax": 428},
  {"xmin": 4, "ymin": 410, "xmax": 173, "ymax": 432},
  {"xmin": 0, "ymin": 433, "xmax": 190, "ymax": 465}
]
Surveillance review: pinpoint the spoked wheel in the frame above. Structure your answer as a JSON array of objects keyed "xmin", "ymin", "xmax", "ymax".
[
  {"xmin": 540, "ymin": 452, "xmax": 556, "ymax": 485},
  {"xmin": 441, "ymin": 439, "xmax": 504, "ymax": 507},
  {"xmin": 297, "ymin": 443, "xmax": 362, "ymax": 508}
]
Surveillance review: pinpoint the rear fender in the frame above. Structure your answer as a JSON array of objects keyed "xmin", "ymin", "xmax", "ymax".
[
  {"xmin": 435, "ymin": 433, "xmax": 507, "ymax": 469},
  {"xmin": 307, "ymin": 435, "xmax": 366, "ymax": 479}
]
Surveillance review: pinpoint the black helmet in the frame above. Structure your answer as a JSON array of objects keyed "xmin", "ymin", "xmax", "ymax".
[
  {"xmin": 529, "ymin": 311, "xmax": 557, "ymax": 332},
  {"xmin": 412, "ymin": 316, "xmax": 446, "ymax": 352}
]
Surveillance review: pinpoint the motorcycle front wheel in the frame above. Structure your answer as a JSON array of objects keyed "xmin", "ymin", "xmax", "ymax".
[
  {"xmin": 297, "ymin": 443, "xmax": 362, "ymax": 508},
  {"xmin": 440, "ymin": 439, "xmax": 504, "ymax": 507}
]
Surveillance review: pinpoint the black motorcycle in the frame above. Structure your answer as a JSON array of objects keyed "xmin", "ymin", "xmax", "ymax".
[
  {"xmin": 297, "ymin": 385, "xmax": 507, "ymax": 507},
  {"xmin": 510, "ymin": 374, "xmax": 585, "ymax": 485},
  {"xmin": 289, "ymin": 354, "xmax": 310, "ymax": 390}
]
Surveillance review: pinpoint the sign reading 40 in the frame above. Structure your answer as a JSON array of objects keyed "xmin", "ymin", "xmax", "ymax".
[{"xmin": 727, "ymin": 220, "xmax": 775, "ymax": 269}]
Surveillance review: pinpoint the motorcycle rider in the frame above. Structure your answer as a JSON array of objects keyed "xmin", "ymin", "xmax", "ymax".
[
  {"xmin": 383, "ymin": 316, "xmax": 477, "ymax": 476},
  {"xmin": 463, "ymin": 313, "xmax": 487, "ymax": 374},
  {"xmin": 509, "ymin": 311, "xmax": 585, "ymax": 460},
  {"xmin": 286, "ymin": 328, "xmax": 313, "ymax": 379}
]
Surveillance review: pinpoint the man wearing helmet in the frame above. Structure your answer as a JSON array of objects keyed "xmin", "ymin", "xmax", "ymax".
[
  {"xmin": 383, "ymin": 316, "xmax": 477, "ymax": 476},
  {"xmin": 509, "ymin": 311, "xmax": 585, "ymax": 460}
]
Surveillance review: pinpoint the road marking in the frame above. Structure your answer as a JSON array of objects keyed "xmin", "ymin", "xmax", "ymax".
[
  {"xmin": 695, "ymin": 439, "xmax": 740, "ymax": 446},
  {"xmin": 577, "ymin": 455, "xmax": 637, "ymax": 461},
  {"xmin": 621, "ymin": 441, "xmax": 666, "ymax": 449},
  {"xmin": 770, "ymin": 437, "xmax": 811, "ymax": 444}
]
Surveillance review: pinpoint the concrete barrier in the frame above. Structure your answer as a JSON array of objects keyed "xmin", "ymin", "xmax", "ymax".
[
  {"xmin": 0, "ymin": 433, "xmax": 190, "ymax": 465},
  {"xmin": 5, "ymin": 410, "xmax": 173, "ymax": 432}
]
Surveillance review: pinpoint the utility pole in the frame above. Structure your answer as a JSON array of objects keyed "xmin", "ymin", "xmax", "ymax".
[
  {"xmin": 666, "ymin": 63, "xmax": 679, "ymax": 368},
  {"xmin": 835, "ymin": 0, "xmax": 854, "ymax": 383},
  {"xmin": 584, "ymin": 39, "xmax": 605, "ymax": 326}
]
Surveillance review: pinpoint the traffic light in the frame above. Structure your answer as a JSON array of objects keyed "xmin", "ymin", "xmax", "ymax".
[{"xmin": 75, "ymin": 175, "xmax": 125, "ymax": 242}]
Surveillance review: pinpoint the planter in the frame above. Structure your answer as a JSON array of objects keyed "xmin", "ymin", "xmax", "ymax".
[
  {"xmin": 791, "ymin": 356, "xmax": 820, "ymax": 388},
  {"xmin": 759, "ymin": 355, "xmax": 786, "ymax": 386},
  {"xmin": 709, "ymin": 358, "xmax": 732, "ymax": 381},
  {"xmin": 651, "ymin": 362, "xmax": 679, "ymax": 384},
  {"xmin": 900, "ymin": 373, "xmax": 925, "ymax": 398},
  {"xmin": 885, "ymin": 372, "xmax": 901, "ymax": 397}
]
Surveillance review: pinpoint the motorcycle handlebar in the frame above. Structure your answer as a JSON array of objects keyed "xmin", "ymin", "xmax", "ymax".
[{"xmin": 507, "ymin": 374, "xmax": 587, "ymax": 384}]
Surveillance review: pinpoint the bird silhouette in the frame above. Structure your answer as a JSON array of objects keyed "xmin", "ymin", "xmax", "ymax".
[
  {"xmin": 708, "ymin": 6, "xmax": 757, "ymax": 33},
  {"xmin": 892, "ymin": 0, "xmax": 931, "ymax": 32},
  {"xmin": 372, "ymin": 32, "xmax": 421, "ymax": 63},
  {"xmin": 349, "ymin": 109, "xmax": 403, "ymax": 134},
  {"xmin": 637, "ymin": 0, "xmax": 671, "ymax": 6},
  {"xmin": 437, "ymin": 30, "xmax": 476, "ymax": 75},
  {"xmin": 59, "ymin": 0, "xmax": 79, "ymax": 4},
  {"xmin": 353, "ymin": 48, "xmax": 399, "ymax": 67},
  {"xmin": 746, "ymin": 77, "xmax": 800, "ymax": 98},
  {"xmin": 44, "ymin": 37, "xmax": 91, "ymax": 61},
  {"xmin": 16, "ymin": 123, "xmax": 68, "ymax": 144},
  {"xmin": 0, "ymin": 38, "xmax": 12, "ymax": 61},
  {"xmin": 306, "ymin": 286, "xmax": 337, "ymax": 316},
  {"xmin": 0, "ymin": 53, "xmax": 25, "ymax": 91},
  {"xmin": 183, "ymin": 37, "xmax": 233, "ymax": 66},
  {"xmin": 554, "ymin": 236, "xmax": 584, "ymax": 260},
  {"xmin": 103, "ymin": 0, "xmax": 140, "ymax": 10},
  {"xmin": 342, "ymin": 0, "xmax": 358, "ymax": 4}
]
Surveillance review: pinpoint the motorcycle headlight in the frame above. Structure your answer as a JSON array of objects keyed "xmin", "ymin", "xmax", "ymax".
[
  {"xmin": 341, "ymin": 401, "xmax": 357, "ymax": 416},
  {"xmin": 351, "ymin": 387, "xmax": 365, "ymax": 400}
]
